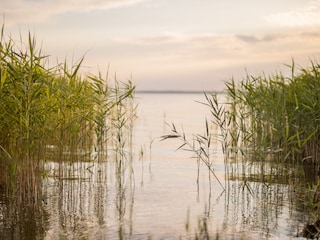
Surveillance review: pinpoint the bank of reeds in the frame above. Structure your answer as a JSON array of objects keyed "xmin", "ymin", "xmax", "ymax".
[
  {"xmin": 0, "ymin": 26, "xmax": 135, "ymax": 203},
  {"xmin": 163, "ymin": 60, "xmax": 320, "ymax": 206},
  {"xmin": 223, "ymin": 61, "xmax": 320, "ymax": 170},
  {"xmin": 162, "ymin": 60, "xmax": 320, "ymax": 237}
]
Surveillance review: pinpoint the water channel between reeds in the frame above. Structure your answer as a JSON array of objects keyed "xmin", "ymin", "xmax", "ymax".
[{"xmin": 0, "ymin": 92, "xmax": 314, "ymax": 239}]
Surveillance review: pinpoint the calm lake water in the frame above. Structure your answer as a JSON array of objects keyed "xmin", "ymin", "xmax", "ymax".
[{"xmin": 0, "ymin": 93, "xmax": 313, "ymax": 239}]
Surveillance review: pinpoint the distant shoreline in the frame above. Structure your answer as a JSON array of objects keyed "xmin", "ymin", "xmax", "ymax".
[{"xmin": 135, "ymin": 90, "xmax": 226, "ymax": 94}]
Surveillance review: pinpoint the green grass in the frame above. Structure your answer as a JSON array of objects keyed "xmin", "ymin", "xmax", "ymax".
[
  {"xmin": 163, "ymin": 59, "xmax": 320, "ymax": 223},
  {"xmin": 160, "ymin": 60, "xmax": 320, "ymax": 238},
  {"xmin": 223, "ymin": 60, "xmax": 320, "ymax": 167},
  {"xmin": 0, "ymin": 25, "xmax": 136, "ymax": 202}
]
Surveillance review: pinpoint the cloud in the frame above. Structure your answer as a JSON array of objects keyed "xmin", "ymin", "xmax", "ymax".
[
  {"xmin": 133, "ymin": 33, "xmax": 185, "ymax": 45},
  {"xmin": 2, "ymin": 0, "xmax": 150, "ymax": 25},
  {"xmin": 236, "ymin": 35, "xmax": 260, "ymax": 43},
  {"xmin": 264, "ymin": 0, "xmax": 320, "ymax": 27},
  {"xmin": 236, "ymin": 34, "xmax": 280, "ymax": 43},
  {"xmin": 77, "ymin": 28, "xmax": 320, "ymax": 91},
  {"xmin": 131, "ymin": 32, "xmax": 229, "ymax": 49},
  {"xmin": 114, "ymin": 29, "xmax": 320, "ymax": 70}
]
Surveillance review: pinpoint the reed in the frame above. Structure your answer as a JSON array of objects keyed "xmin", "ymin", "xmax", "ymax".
[
  {"xmin": 0, "ymin": 25, "xmax": 135, "ymax": 204},
  {"xmin": 161, "ymin": 121, "xmax": 225, "ymax": 190},
  {"xmin": 223, "ymin": 61, "xmax": 320, "ymax": 170},
  {"xmin": 162, "ymin": 60, "xmax": 320, "ymax": 227}
]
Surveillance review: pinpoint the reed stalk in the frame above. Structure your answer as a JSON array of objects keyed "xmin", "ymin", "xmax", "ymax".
[
  {"xmin": 224, "ymin": 60, "xmax": 320, "ymax": 171},
  {"xmin": 161, "ymin": 121, "xmax": 225, "ymax": 191},
  {"xmin": 0, "ymin": 25, "xmax": 136, "ymax": 205}
]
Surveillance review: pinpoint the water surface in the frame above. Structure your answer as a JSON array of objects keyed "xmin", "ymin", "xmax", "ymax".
[{"xmin": 0, "ymin": 92, "xmax": 313, "ymax": 239}]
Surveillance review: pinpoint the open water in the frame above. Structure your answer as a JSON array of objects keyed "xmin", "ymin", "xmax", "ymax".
[{"xmin": 0, "ymin": 92, "xmax": 313, "ymax": 239}]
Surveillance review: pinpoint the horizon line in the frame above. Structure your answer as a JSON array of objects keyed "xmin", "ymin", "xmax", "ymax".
[{"xmin": 135, "ymin": 89, "xmax": 226, "ymax": 94}]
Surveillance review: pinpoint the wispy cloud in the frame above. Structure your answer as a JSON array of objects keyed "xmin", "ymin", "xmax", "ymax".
[
  {"xmin": 110, "ymin": 29, "xmax": 320, "ymax": 69},
  {"xmin": 2, "ymin": 0, "xmax": 150, "ymax": 25},
  {"xmin": 264, "ymin": 0, "xmax": 320, "ymax": 27},
  {"xmin": 74, "ymin": 27, "xmax": 320, "ymax": 90},
  {"xmin": 236, "ymin": 34, "xmax": 280, "ymax": 44}
]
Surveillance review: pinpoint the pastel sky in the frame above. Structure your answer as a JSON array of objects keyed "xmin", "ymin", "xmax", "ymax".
[{"xmin": 2, "ymin": 0, "xmax": 320, "ymax": 91}]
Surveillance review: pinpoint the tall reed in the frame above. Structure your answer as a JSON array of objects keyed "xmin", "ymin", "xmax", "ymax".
[
  {"xmin": 0, "ymin": 25, "xmax": 135, "ymax": 204},
  {"xmin": 224, "ymin": 61, "xmax": 320, "ymax": 170},
  {"xmin": 161, "ymin": 118, "xmax": 225, "ymax": 190}
]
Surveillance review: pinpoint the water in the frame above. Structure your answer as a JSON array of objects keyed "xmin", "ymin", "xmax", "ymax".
[{"xmin": 0, "ymin": 93, "xmax": 313, "ymax": 239}]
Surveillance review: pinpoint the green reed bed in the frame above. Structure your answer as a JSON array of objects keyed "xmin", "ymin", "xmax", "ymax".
[
  {"xmin": 162, "ymin": 60, "xmax": 320, "ymax": 237},
  {"xmin": 215, "ymin": 60, "xmax": 320, "ymax": 236},
  {"xmin": 0, "ymin": 26, "xmax": 135, "ymax": 203},
  {"xmin": 162, "ymin": 61, "xmax": 320, "ymax": 181},
  {"xmin": 224, "ymin": 61, "xmax": 320, "ymax": 169},
  {"xmin": 193, "ymin": 61, "xmax": 320, "ymax": 193}
]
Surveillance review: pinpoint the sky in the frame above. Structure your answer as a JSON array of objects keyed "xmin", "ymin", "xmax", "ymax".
[{"xmin": 2, "ymin": 0, "xmax": 320, "ymax": 91}]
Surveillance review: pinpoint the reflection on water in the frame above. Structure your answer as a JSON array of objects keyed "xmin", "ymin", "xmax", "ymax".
[{"xmin": 0, "ymin": 93, "xmax": 316, "ymax": 239}]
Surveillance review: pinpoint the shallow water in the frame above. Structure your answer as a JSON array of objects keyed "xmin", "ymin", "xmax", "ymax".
[{"xmin": 0, "ymin": 93, "xmax": 314, "ymax": 239}]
